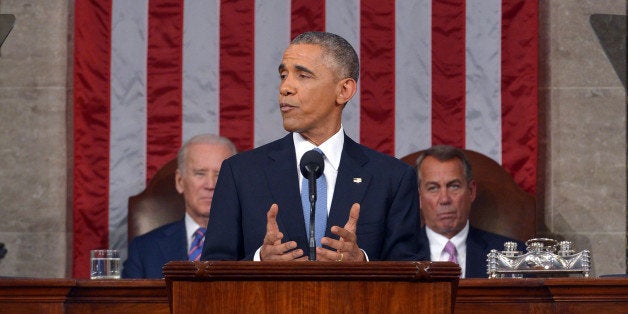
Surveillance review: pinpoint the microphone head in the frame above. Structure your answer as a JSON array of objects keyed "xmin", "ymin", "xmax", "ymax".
[{"xmin": 299, "ymin": 150, "xmax": 324, "ymax": 179}]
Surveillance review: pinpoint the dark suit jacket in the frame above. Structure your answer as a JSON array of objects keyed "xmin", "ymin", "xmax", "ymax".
[
  {"xmin": 201, "ymin": 133, "xmax": 421, "ymax": 261},
  {"xmin": 122, "ymin": 219, "xmax": 188, "ymax": 279},
  {"xmin": 418, "ymin": 225, "xmax": 525, "ymax": 278}
]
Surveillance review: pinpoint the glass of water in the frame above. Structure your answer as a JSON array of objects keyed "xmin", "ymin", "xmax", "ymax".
[{"xmin": 90, "ymin": 249, "xmax": 121, "ymax": 279}]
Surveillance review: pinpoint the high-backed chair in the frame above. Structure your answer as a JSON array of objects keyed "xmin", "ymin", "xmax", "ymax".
[
  {"xmin": 401, "ymin": 149, "xmax": 535, "ymax": 243},
  {"xmin": 127, "ymin": 158, "xmax": 185, "ymax": 243}
]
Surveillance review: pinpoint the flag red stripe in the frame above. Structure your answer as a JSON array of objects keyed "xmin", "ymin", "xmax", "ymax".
[
  {"xmin": 360, "ymin": 0, "xmax": 395, "ymax": 155},
  {"xmin": 146, "ymin": 0, "xmax": 184, "ymax": 180},
  {"xmin": 291, "ymin": 0, "xmax": 325, "ymax": 38},
  {"xmin": 431, "ymin": 0, "xmax": 466, "ymax": 148},
  {"xmin": 219, "ymin": 0, "xmax": 255, "ymax": 152},
  {"xmin": 501, "ymin": 0, "xmax": 538, "ymax": 194},
  {"xmin": 72, "ymin": 0, "xmax": 112, "ymax": 278}
]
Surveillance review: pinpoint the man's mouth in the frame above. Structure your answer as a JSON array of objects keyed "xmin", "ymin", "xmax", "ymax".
[
  {"xmin": 280, "ymin": 103, "xmax": 296, "ymax": 112},
  {"xmin": 437, "ymin": 211, "xmax": 456, "ymax": 220}
]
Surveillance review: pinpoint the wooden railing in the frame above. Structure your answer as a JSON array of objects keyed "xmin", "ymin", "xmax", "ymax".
[{"xmin": 0, "ymin": 269, "xmax": 626, "ymax": 313}]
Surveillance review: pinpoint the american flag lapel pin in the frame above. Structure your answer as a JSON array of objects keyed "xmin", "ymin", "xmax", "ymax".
[{"xmin": 353, "ymin": 178, "xmax": 362, "ymax": 184}]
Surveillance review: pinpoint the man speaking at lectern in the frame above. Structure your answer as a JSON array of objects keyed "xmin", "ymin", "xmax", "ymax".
[{"xmin": 201, "ymin": 31, "xmax": 421, "ymax": 262}]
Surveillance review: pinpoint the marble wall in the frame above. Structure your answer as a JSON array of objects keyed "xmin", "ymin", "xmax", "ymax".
[
  {"xmin": 539, "ymin": 0, "xmax": 626, "ymax": 276},
  {"xmin": 0, "ymin": 0, "xmax": 625, "ymax": 278},
  {"xmin": 0, "ymin": 0, "xmax": 71, "ymax": 277}
]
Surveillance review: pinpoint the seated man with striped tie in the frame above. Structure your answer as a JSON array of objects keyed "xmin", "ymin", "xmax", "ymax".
[
  {"xmin": 122, "ymin": 134, "xmax": 237, "ymax": 278},
  {"xmin": 414, "ymin": 145, "xmax": 524, "ymax": 278}
]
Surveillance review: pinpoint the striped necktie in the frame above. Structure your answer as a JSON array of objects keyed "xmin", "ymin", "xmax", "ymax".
[{"xmin": 188, "ymin": 227, "xmax": 206, "ymax": 261}]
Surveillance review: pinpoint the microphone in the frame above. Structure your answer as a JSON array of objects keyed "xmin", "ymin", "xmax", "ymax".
[{"xmin": 299, "ymin": 149, "xmax": 324, "ymax": 261}]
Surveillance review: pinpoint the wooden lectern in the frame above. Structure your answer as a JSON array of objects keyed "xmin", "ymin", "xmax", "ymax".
[{"xmin": 163, "ymin": 261, "xmax": 460, "ymax": 313}]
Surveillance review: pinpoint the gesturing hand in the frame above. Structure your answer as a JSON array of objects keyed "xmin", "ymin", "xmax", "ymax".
[
  {"xmin": 317, "ymin": 203, "xmax": 365, "ymax": 262},
  {"xmin": 259, "ymin": 204, "xmax": 307, "ymax": 261}
]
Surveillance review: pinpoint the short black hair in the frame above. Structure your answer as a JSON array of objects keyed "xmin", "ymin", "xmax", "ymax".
[{"xmin": 291, "ymin": 31, "xmax": 360, "ymax": 82}]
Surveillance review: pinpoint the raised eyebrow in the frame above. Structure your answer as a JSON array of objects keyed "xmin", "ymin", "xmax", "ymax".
[
  {"xmin": 424, "ymin": 181, "xmax": 439, "ymax": 187},
  {"xmin": 277, "ymin": 63, "xmax": 315, "ymax": 76},
  {"xmin": 295, "ymin": 64, "xmax": 314, "ymax": 76},
  {"xmin": 446, "ymin": 179, "xmax": 463, "ymax": 186}
]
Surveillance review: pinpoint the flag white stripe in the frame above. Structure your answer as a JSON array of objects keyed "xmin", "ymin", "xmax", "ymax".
[
  {"xmin": 327, "ymin": 0, "xmax": 361, "ymax": 142},
  {"xmin": 183, "ymin": 0, "xmax": 220, "ymax": 141},
  {"xmin": 109, "ymin": 0, "xmax": 149, "ymax": 262},
  {"xmin": 395, "ymin": 0, "xmax": 432, "ymax": 158},
  {"xmin": 254, "ymin": 0, "xmax": 290, "ymax": 147},
  {"xmin": 465, "ymin": 0, "xmax": 502, "ymax": 162}
]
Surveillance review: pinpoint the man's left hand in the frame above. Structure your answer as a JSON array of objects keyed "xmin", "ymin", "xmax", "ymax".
[{"xmin": 317, "ymin": 203, "xmax": 365, "ymax": 262}]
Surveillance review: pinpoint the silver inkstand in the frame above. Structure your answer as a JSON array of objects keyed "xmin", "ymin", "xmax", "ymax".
[{"xmin": 487, "ymin": 238, "xmax": 591, "ymax": 278}]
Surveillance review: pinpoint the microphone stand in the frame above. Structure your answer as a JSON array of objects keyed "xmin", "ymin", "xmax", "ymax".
[
  {"xmin": 307, "ymin": 172, "xmax": 317, "ymax": 261},
  {"xmin": 300, "ymin": 149, "xmax": 324, "ymax": 261}
]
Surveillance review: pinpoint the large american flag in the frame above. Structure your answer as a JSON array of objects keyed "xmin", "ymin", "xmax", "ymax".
[{"xmin": 73, "ymin": 0, "xmax": 537, "ymax": 278}]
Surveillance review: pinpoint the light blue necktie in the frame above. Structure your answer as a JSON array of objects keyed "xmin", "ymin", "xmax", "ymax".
[
  {"xmin": 300, "ymin": 149, "xmax": 328, "ymax": 247},
  {"xmin": 188, "ymin": 227, "xmax": 206, "ymax": 261}
]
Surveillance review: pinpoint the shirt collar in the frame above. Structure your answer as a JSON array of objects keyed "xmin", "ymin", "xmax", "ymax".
[
  {"xmin": 293, "ymin": 126, "xmax": 344, "ymax": 172},
  {"xmin": 425, "ymin": 220, "xmax": 470, "ymax": 249},
  {"xmin": 184, "ymin": 212, "xmax": 203, "ymax": 241}
]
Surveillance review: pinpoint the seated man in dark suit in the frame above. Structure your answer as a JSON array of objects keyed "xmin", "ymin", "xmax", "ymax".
[
  {"xmin": 415, "ymin": 145, "xmax": 524, "ymax": 278},
  {"xmin": 122, "ymin": 134, "xmax": 237, "ymax": 278}
]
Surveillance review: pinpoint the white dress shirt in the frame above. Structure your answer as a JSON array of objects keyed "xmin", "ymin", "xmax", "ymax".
[
  {"xmin": 293, "ymin": 127, "xmax": 344, "ymax": 213},
  {"xmin": 184, "ymin": 213, "xmax": 204, "ymax": 251},
  {"xmin": 426, "ymin": 221, "xmax": 469, "ymax": 278}
]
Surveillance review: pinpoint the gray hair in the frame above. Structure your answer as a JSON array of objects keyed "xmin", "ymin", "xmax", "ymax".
[
  {"xmin": 415, "ymin": 145, "xmax": 473, "ymax": 187},
  {"xmin": 291, "ymin": 31, "xmax": 360, "ymax": 82},
  {"xmin": 177, "ymin": 134, "xmax": 237, "ymax": 173}
]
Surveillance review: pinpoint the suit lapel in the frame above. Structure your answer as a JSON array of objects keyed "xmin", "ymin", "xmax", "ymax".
[
  {"xmin": 465, "ymin": 227, "xmax": 487, "ymax": 278},
  {"xmin": 158, "ymin": 220, "xmax": 188, "ymax": 260},
  {"xmin": 327, "ymin": 135, "xmax": 371, "ymax": 238},
  {"xmin": 418, "ymin": 227, "xmax": 431, "ymax": 261},
  {"xmin": 264, "ymin": 134, "xmax": 308, "ymax": 246}
]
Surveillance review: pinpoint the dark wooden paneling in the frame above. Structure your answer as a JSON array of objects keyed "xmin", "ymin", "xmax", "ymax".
[
  {"xmin": 165, "ymin": 261, "xmax": 461, "ymax": 314},
  {"xmin": 66, "ymin": 279, "xmax": 169, "ymax": 314},
  {"xmin": 456, "ymin": 277, "xmax": 628, "ymax": 314},
  {"xmin": 0, "ymin": 278, "xmax": 74, "ymax": 314}
]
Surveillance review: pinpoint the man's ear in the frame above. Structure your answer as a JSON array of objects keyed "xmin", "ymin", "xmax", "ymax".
[
  {"xmin": 175, "ymin": 169, "xmax": 184, "ymax": 194},
  {"xmin": 337, "ymin": 78, "xmax": 357, "ymax": 105},
  {"xmin": 468, "ymin": 179, "xmax": 477, "ymax": 202}
]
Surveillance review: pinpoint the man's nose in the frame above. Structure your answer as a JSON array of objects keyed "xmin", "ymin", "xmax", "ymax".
[
  {"xmin": 205, "ymin": 175, "xmax": 218, "ymax": 189},
  {"xmin": 438, "ymin": 189, "xmax": 452, "ymax": 204},
  {"xmin": 279, "ymin": 78, "xmax": 295, "ymax": 96}
]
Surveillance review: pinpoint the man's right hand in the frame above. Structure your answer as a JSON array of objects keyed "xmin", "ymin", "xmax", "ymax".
[{"xmin": 260, "ymin": 204, "xmax": 307, "ymax": 261}]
